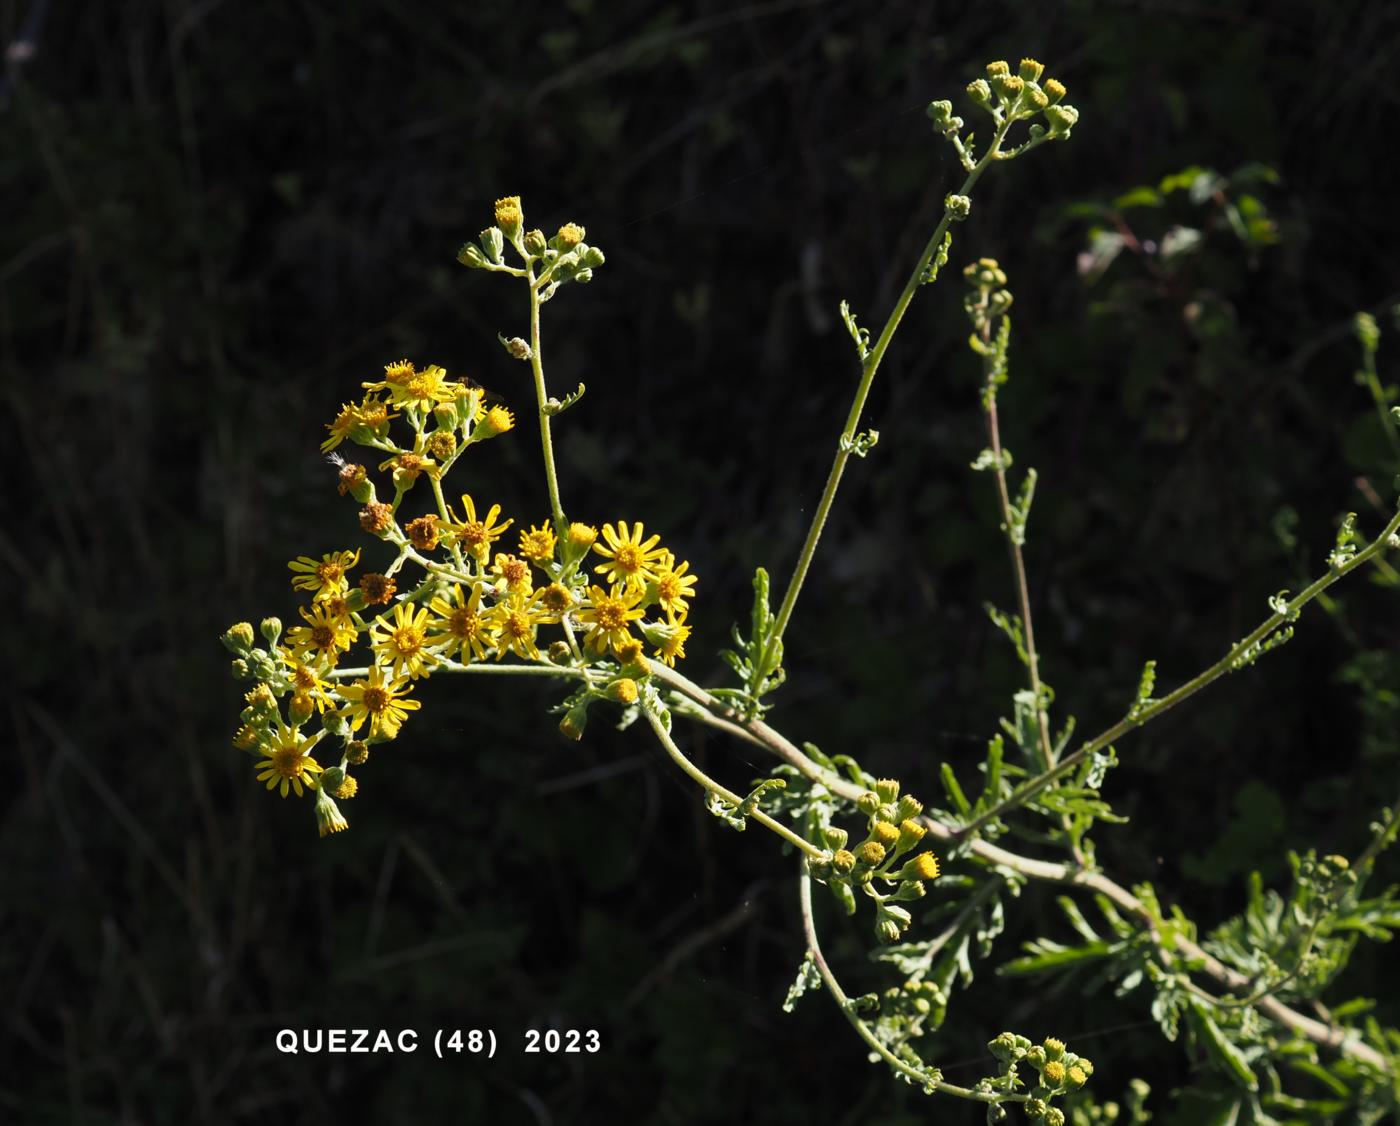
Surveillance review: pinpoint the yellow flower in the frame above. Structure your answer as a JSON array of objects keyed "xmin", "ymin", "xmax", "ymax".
[
  {"xmin": 321, "ymin": 395, "xmax": 398, "ymax": 452},
  {"xmin": 385, "ymin": 362, "xmax": 462, "ymax": 412},
  {"xmin": 288, "ymin": 548, "xmax": 360, "ymax": 601},
  {"xmin": 486, "ymin": 592, "xmax": 548, "ymax": 661},
  {"xmin": 255, "ymin": 730, "xmax": 324, "ymax": 797},
  {"xmin": 652, "ymin": 552, "xmax": 697, "ymax": 619},
  {"xmin": 577, "ymin": 583, "xmax": 646, "ymax": 656},
  {"xmin": 446, "ymin": 494, "xmax": 513, "ymax": 559},
  {"xmin": 518, "ymin": 522, "xmax": 558, "ymax": 566},
  {"xmin": 490, "ymin": 553, "xmax": 534, "ymax": 596},
  {"xmin": 336, "ymin": 665, "xmax": 421, "ymax": 741},
  {"xmin": 495, "ymin": 195, "xmax": 523, "ymax": 233},
  {"xmin": 593, "ymin": 522, "xmax": 668, "ymax": 589},
  {"xmin": 370, "ymin": 602, "xmax": 438, "ymax": 680},
  {"xmin": 278, "ymin": 648, "xmax": 335, "ymax": 713},
  {"xmin": 321, "ymin": 402, "xmax": 360, "ymax": 453},
  {"xmin": 427, "ymin": 582, "xmax": 494, "ymax": 662},
  {"xmin": 536, "ymin": 582, "xmax": 573, "ymax": 621},
  {"xmin": 654, "ymin": 620, "xmax": 691, "ymax": 667},
  {"xmin": 284, "ymin": 602, "xmax": 358, "ymax": 667}
]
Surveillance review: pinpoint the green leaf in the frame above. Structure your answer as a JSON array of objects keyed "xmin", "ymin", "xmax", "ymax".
[{"xmin": 1187, "ymin": 998, "xmax": 1259, "ymax": 1091}]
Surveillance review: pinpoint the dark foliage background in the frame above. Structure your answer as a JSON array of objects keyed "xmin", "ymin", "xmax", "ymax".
[{"xmin": 4, "ymin": 1, "xmax": 1398, "ymax": 1122}]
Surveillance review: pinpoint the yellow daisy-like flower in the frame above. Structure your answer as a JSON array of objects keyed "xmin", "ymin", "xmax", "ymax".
[
  {"xmin": 654, "ymin": 620, "xmax": 692, "ymax": 667},
  {"xmin": 386, "ymin": 362, "xmax": 462, "ymax": 412},
  {"xmin": 518, "ymin": 522, "xmax": 558, "ymax": 566},
  {"xmin": 536, "ymin": 582, "xmax": 573, "ymax": 622},
  {"xmin": 475, "ymin": 404, "xmax": 514, "ymax": 437},
  {"xmin": 577, "ymin": 583, "xmax": 646, "ymax": 656},
  {"xmin": 321, "ymin": 395, "xmax": 398, "ymax": 452},
  {"xmin": 370, "ymin": 602, "xmax": 439, "ymax": 680},
  {"xmin": 486, "ymin": 592, "xmax": 548, "ymax": 662},
  {"xmin": 362, "ymin": 358, "xmax": 416, "ymax": 393},
  {"xmin": 427, "ymin": 582, "xmax": 494, "ymax": 662},
  {"xmin": 447, "ymin": 494, "xmax": 513, "ymax": 559},
  {"xmin": 593, "ymin": 522, "xmax": 668, "ymax": 590},
  {"xmin": 284, "ymin": 602, "xmax": 358, "ymax": 667},
  {"xmin": 652, "ymin": 553, "xmax": 698, "ymax": 619},
  {"xmin": 255, "ymin": 730, "xmax": 324, "ymax": 798},
  {"xmin": 495, "ymin": 195, "xmax": 523, "ymax": 232},
  {"xmin": 321, "ymin": 402, "xmax": 360, "ymax": 453},
  {"xmin": 278, "ymin": 649, "xmax": 335, "ymax": 713},
  {"xmin": 288, "ymin": 548, "xmax": 361, "ymax": 601},
  {"xmin": 490, "ymin": 553, "xmax": 534, "ymax": 597},
  {"xmin": 336, "ymin": 665, "xmax": 421, "ymax": 742}
]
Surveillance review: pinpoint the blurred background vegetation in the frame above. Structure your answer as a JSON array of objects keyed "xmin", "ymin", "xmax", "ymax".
[{"xmin": 4, "ymin": 0, "xmax": 1399, "ymax": 1122}]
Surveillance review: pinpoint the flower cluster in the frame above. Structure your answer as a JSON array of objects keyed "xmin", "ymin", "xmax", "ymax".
[
  {"xmin": 808, "ymin": 777, "xmax": 941, "ymax": 945},
  {"xmin": 225, "ymin": 347, "xmax": 697, "ymax": 837}
]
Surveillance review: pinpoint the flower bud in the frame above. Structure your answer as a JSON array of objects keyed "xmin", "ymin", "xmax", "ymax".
[
  {"xmin": 1044, "ymin": 104, "xmax": 1079, "ymax": 138},
  {"xmin": 494, "ymin": 196, "xmax": 523, "ymax": 239},
  {"xmin": 259, "ymin": 617, "xmax": 283, "ymax": 646},
  {"xmin": 1045, "ymin": 1110, "xmax": 1065, "ymax": 1126},
  {"xmin": 555, "ymin": 223, "xmax": 585, "ymax": 249},
  {"xmin": 1018, "ymin": 58, "xmax": 1045, "ymax": 82},
  {"xmin": 1025, "ymin": 1045, "xmax": 1047, "ymax": 1069},
  {"xmin": 898, "ymin": 852, "xmax": 941, "ymax": 881},
  {"xmin": 894, "ymin": 795, "xmax": 923, "ymax": 822},
  {"xmin": 1025, "ymin": 1099, "xmax": 1047, "ymax": 1118},
  {"xmin": 989, "ymin": 1031, "xmax": 1018, "ymax": 1062},
  {"xmin": 320, "ymin": 766, "xmax": 346, "ymax": 792},
  {"xmin": 222, "ymin": 622, "xmax": 256, "ymax": 654},
  {"xmin": 608, "ymin": 677, "xmax": 640, "ymax": 704},
  {"xmin": 523, "ymin": 228, "xmax": 547, "ymax": 256},
  {"xmin": 346, "ymin": 740, "xmax": 369, "ymax": 765},
  {"xmin": 856, "ymin": 841, "xmax": 886, "ymax": 867},
  {"xmin": 457, "ymin": 242, "xmax": 487, "ymax": 268},
  {"xmin": 503, "ymin": 336, "xmax": 532, "ymax": 361},
  {"xmin": 1042, "ymin": 1060, "xmax": 1066, "ymax": 1086},
  {"xmin": 856, "ymin": 791, "xmax": 882, "ymax": 816},
  {"xmin": 559, "ymin": 701, "xmax": 589, "ymax": 741},
  {"xmin": 1043, "ymin": 1037, "xmax": 1066, "ymax": 1060},
  {"xmin": 230, "ymin": 658, "xmax": 251, "ymax": 680},
  {"xmin": 895, "ymin": 818, "xmax": 927, "ymax": 852},
  {"xmin": 579, "ymin": 246, "xmax": 606, "ymax": 270},
  {"xmin": 870, "ymin": 820, "xmax": 900, "ymax": 848},
  {"xmin": 991, "ymin": 73, "xmax": 1024, "ymax": 101},
  {"xmin": 471, "ymin": 404, "xmax": 515, "ymax": 441},
  {"xmin": 480, "ymin": 226, "xmax": 505, "ymax": 263},
  {"xmin": 1043, "ymin": 78, "xmax": 1066, "ymax": 104},
  {"xmin": 874, "ymin": 778, "xmax": 901, "ymax": 805},
  {"xmin": 985, "ymin": 60, "xmax": 1010, "ymax": 78},
  {"xmin": 288, "ymin": 693, "xmax": 314, "ymax": 724},
  {"xmin": 1067, "ymin": 1065, "xmax": 1087, "ymax": 1088},
  {"xmin": 822, "ymin": 826, "xmax": 849, "ymax": 850},
  {"xmin": 314, "ymin": 788, "xmax": 349, "ymax": 837},
  {"xmin": 875, "ymin": 917, "xmax": 902, "ymax": 944},
  {"xmin": 233, "ymin": 723, "xmax": 260, "ymax": 750},
  {"xmin": 945, "ymin": 194, "xmax": 972, "ymax": 221},
  {"xmin": 831, "ymin": 848, "xmax": 857, "ymax": 875}
]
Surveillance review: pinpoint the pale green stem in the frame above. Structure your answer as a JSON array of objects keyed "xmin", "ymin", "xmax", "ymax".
[
  {"xmin": 798, "ymin": 865, "xmax": 1006, "ymax": 1103},
  {"xmin": 953, "ymin": 506, "xmax": 1400, "ymax": 841},
  {"xmin": 758, "ymin": 118, "xmax": 1013, "ymax": 690},
  {"xmin": 643, "ymin": 706, "xmax": 825, "ymax": 860},
  {"xmin": 527, "ymin": 270, "xmax": 568, "ymax": 537}
]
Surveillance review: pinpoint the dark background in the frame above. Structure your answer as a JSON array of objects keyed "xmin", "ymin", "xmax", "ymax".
[{"xmin": 5, "ymin": 1, "xmax": 1399, "ymax": 1122}]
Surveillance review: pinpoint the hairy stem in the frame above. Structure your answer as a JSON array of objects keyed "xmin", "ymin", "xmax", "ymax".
[{"xmin": 527, "ymin": 270, "xmax": 567, "ymax": 536}]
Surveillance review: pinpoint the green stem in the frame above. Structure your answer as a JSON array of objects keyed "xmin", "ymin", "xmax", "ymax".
[
  {"xmin": 757, "ymin": 119, "xmax": 1013, "ymax": 692},
  {"xmin": 644, "ymin": 706, "xmax": 825, "ymax": 860},
  {"xmin": 798, "ymin": 865, "xmax": 1006, "ymax": 1103},
  {"xmin": 527, "ymin": 270, "xmax": 568, "ymax": 537},
  {"xmin": 953, "ymin": 506, "xmax": 1400, "ymax": 841}
]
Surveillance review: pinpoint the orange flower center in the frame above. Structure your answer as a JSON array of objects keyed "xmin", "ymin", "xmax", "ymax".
[
  {"xmin": 363, "ymin": 687, "xmax": 389, "ymax": 713},
  {"xmin": 391, "ymin": 626, "xmax": 424, "ymax": 654},
  {"xmin": 613, "ymin": 545, "xmax": 641, "ymax": 572}
]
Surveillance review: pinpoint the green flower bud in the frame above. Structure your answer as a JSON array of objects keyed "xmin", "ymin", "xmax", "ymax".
[
  {"xmin": 573, "ymin": 267, "xmax": 594, "ymax": 284},
  {"xmin": 892, "ymin": 879, "xmax": 926, "ymax": 901},
  {"xmin": 991, "ymin": 73, "xmax": 1024, "ymax": 101},
  {"xmin": 457, "ymin": 242, "xmax": 487, "ymax": 268},
  {"xmin": 875, "ymin": 917, "xmax": 902, "ymax": 943},
  {"xmin": 989, "ymin": 1031, "xmax": 1019, "ymax": 1062},
  {"xmin": 856, "ymin": 841, "xmax": 887, "ymax": 867},
  {"xmin": 260, "ymin": 617, "xmax": 283, "ymax": 646},
  {"xmin": 314, "ymin": 787, "xmax": 349, "ymax": 837},
  {"xmin": 1042, "ymin": 1060, "xmax": 1066, "ymax": 1087},
  {"xmin": 1043, "ymin": 1037, "xmax": 1066, "ymax": 1060},
  {"xmin": 494, "ymin": 196, "xmax": 523, "ymax": 239},
  {"xmin": 222, "ymin": 622, "xmax": 256, "ymax": 654},
  {"xmin": 822, "ymin": 826, "xmax": 849, "ymax": 850},
  {"xmin": 894, "ymin": 795, "xmax": 923, "ymax": 822},
  {"xmin": 559, "ymin": 700, "xmax": 589, "ymax": 741},
  {"xmin": 320, "ymin": 766, "xmax": 346, "ymax": 792},
  {"xmin": 1044, "ymin": 1110, "xmax": 1064, "ymax": 1126},
  {"xmin": 346, "ymin": 740, "xmax": 369, "ymax": 765},
  {"xmin": 857, "ymin": 791, "xmax": 882, "ymax": 816},
  {"xmin": 1043, "ymin": 78, "xmax": 1066, "ymax": 104},
  {"xmin": 895, "ymin": 818, "xmax": 927, "ymax": 852},
  {"xmin": 945, "ymin": 194, "xmax": 972, "ymax": 221},
  {"xmin": 288, "ymin": 693, "xmax": 314, "ymax": 724},
  {"xmin": 1025, "ymin": 1098, "xmax": 1048, "ymax": 1119},
  {"xmin": 547, "ymin": 640, "xmax": 572, "ymax": 664},
  {"xmin": 579, "ymin": 245, "xmax": 606, "ymax": 270},
  {"xmin": 926, "ymin": 99, "xmax": 954, "ymax": 127},
  {"xmin": 832, "ymin": 848, "xmax": 857, "ymax": 875},
  {"xmin": 230, "ymin": 658, "xmax": 251, "ymax": 679},
  {"xmin": 480, "ymin": 226, "xmax": 504, "ymax": 263},
  {"xmin": 1066, "ymin": 1065, "xmax": 1087, "ymax": 1088},
  {"xmin": 966, "ymin": 79, "xmax": 993, "ymax": 107},
  {"xmin": 986, "ymin": 60, "xmax": 1010, "ymax": 78},
  {"xmin": 1076, "ymin": 1057, "xmax": 1093, "ymax": 1077},
  {"xmin": 875, "ymin": 778, "xmax": 901, "ymax": 804},
  {"xmin": 1044, "ymin": 104, "xmax": 1079, "ymax": 138},
  {"xmin": 1018, "ymin": 58, "xmax": 1045, "ymax": 82},
  {"xmin": 1025, "ymin": 1045, "xmax": 1047, "ymax": 1069},
  {"xmin": 523, "ymin": 228, "xmax": 548, "ymax": 256},
  {"xmin": 1025, "ymin": 85, "xmax": 1049, "ymax": 110},
  {"xmin": 1355, "ymin": 312, "xmax": 1380, "ymax": 351}
]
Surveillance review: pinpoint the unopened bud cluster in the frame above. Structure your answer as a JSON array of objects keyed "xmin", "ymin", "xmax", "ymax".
[
  {"xmin": 987, "ymin": 1032, "xmax": 1093, "ymax": 1122},
  {"xmin": 808, "ymin": 776, "xmax": 940, "ymax": 945},
  {"xmin": 459, "ymin": 195, "xmax": 607, "ymax": 302}
]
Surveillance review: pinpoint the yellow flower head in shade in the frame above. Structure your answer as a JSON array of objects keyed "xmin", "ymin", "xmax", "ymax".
[
  {"xmin": 518, "ymin": 522, "xmax": 558, "ymax": 566},
  {"xmin": 427, "ymin": 582, "xmax": 493, "ymax": 662},
  {"xmin": 447, "ymin": 494, "xmax": 513, "ymax": 559},
  {"xmin": 491, "ymin": 553, "xmax": 534, "ymax": 597},
  {"xmin": 370, "ymin": 602, "xmax": 439, "ymax": 680},
  {"xmin": 336, "ymin": 664, "xmax": 421, "ymax": 742},
  {"xmin": 653, "ymin": 620, "xmax": 691, "ymax": 667},
  {"xmin": 288, "ymin": 548, "xmax": 361, "ymax": 601},
  {"xmin": 285, "ymin": 602, "xmax": 358, "ymax": 667},
  {"xmin": 486, "ymin": 592, "xmax": 548, "ymax": 662},
  {"xmin": 278, "ymin": 649, "xmax": 335, "ymax": 713},
  {"xmin": 577, "ymin": 583, "xmax": 646, "ymax": 656},
  {"xmin": 593, "ymin": 522, "xmax": 668, "ymax": 589},
  {"xmin": 652, "ymin": 552, "xmax": 698, "ymax": 619},
  {"xmin": 255, "ymin": 730, "xmax": 324, "ymax": 797},
  {"xmin": 321, "ymin": 395, "xmax": 399, "ymax": 452}
]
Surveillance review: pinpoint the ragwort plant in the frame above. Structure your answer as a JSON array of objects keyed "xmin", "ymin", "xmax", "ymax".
[{"xmin": 223, "ymin": 59, "xmax": 1400, "ymax": 1122}]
